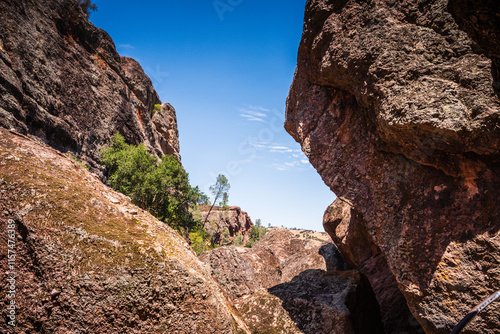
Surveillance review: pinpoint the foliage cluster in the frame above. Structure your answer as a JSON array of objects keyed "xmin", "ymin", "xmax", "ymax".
[
  {"xmin": 101, "ymin": 133, "xmax": 207, "ymax": 234},
  {"xmin": 189, "ymin": 228, "xmax": 213, "ymax": 255},
  {"xmin": 232, "ymin": 233, "xmax": 244, "ymax": 247},
  {"xmin": 152, "ymin": 104, "xmax": 162, "ymax": 116},
  {"xmin": 245, "ymin": 225, "xmax": 269, "ymax": 248}
]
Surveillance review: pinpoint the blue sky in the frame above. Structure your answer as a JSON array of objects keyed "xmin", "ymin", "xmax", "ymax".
[{"xmin": 90, "ymin": 0, "xmax": 336, "ymax": 231}]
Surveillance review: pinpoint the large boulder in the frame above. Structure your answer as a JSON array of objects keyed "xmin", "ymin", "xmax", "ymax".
[
  {"xmin": 200, "ymin": 228, "xmax": 379, "ymax": 333},
  {"xmin": 0, "ymin": 0, "xmax": 180, "ymax": 175},
  {"xmin": 232, "ymin": 289, "xmax": 304, "ymax": 334},
  {"xmin": 268, "ymin": 270, "xmax": 384, "ymax": 334},
  {"xmin": 198, "ymin": 246, "xmax": 282, "ymax": 300},
  {"xmin": 286, "ymin": 0, "xmax": 500, "ymax": 333},
  {"xmin": 234, "ymin": 270, "xmax": 384, "ymax": 334},
  {"xmin": 0, "ymin": 129, "xmax": 247, "ymax": 333},
  {"xmin": 253, "ymin": 228, "xmax": 306, "ymax": 266}
]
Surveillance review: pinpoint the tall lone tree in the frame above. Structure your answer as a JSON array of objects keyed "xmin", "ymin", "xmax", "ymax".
[{"xmin": 204, "ymin": 174, "xmax": 230, "ymax": 224}]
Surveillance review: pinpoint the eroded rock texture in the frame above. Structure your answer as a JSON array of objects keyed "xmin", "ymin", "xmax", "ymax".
[
  {"xmin": 286, "ymin": 0, "xmax": 500, "ymax": 333},
  {"xmin": 0, "ymin": 129, "xmax": 247, "ymax": 333},
  {"xmin": 200, "ymin": 228, "xmax": 380, "ymax": 334},
  {"xmin": 324, "ymin": 198, "xmax": 422, "ymax": 333},
  {"xmin": 201, "ymin": 206, "xmax": 254, "ymax": 245},
  {"xmin": 0, "ymin": 0, "xmax": 180, "ymax": 175},
  {"xmin": 268, "ymin": 270, "xmax": 383, "ymax": 334}
]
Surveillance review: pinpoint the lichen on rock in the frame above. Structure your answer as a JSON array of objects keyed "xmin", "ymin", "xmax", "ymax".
[
  {"xmin": 286, "ymin": 0, "xmax": 500, "ymax": 333},
  {"xmin": 0, "ymin": 129, "xmax": 245, "ymax": 333}
]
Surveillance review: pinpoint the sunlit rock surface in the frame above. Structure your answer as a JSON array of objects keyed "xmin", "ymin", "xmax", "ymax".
[
  {"xmin": 286, "ymin": 0, "xmax": 500, "ymax": 333},
  {"xmin": 0, "ymin": 129, "xmax": 247, "ymax": 333},
  {"xmin": 201, "ymin": 228, "xmax": 382, "ymax": 333}
]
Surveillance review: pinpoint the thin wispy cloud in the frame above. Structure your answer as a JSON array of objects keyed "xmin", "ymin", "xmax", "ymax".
[
  {"xmin": 240, "ymin": 113, "xmax": 266, "ymax": 122},
  {"xmin": 245, "ymin": 110, "xmax": 267, "ymax": 118},
  {"xmin": 239, "ymin": 106, "xmax": 270, "ymax": 122},
  {"xmin": 248, "ymin": 141, "xmax": 298, "ymax": 153},
  {"xmin": 248, "ymin": 105, "xmax": 270, "ymax": 112},
  {"xmin": 118, "ymin": 44, "xmax": 135, "ymax": 49},
  {"xmin": 270, "ymin": 150, "xmax": 312, "ymax": 171},
  {"xmin": 269, "ymin": 145, "xmax": 294, "ymax": 153}
]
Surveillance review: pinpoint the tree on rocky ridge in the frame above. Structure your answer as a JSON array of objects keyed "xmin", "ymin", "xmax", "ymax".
[{"xmin": 204, "ymin": 174, "xmax": 230, "ymax": 224}]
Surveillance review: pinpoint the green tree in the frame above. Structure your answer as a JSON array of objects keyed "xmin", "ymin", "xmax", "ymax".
[
  {"xmin": 204, "ymin": 174, "xmax": 230, "ymax": 224},
  {"xmin": 255, "ymin": 218, "xmax": 262, "ymax": 227},
  {"xmin": 101, "ymin": 133, "xmax": 200, "ymax": 233},
  {"xmin": 189, "ymin": 186, "xmax": 210, "ymax": 205},
  {"xmin": 233, "ymin": 233, "xmax": 244, "ymax": 247},
  {"xmin": 245, "ymin": 225, "xmax": 269, "ymax": 248}
]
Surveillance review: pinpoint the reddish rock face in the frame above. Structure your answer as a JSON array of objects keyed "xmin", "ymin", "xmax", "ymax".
[
  {"xmin": 0, "ymin": 129, "xmax": 244, "ymax": 333},
  {"xmin": 253, "ymin": 228, "xmax": 306, "ymax": 266},
  {"xmin": 324, "ymin": 198, "xmax": 423, "ymax": 334},
  {"xmin": 268, "ymin": 270, "xmax": 384, "ymax": 334},
  {"xmin": 200, "ymin": 206, "xmax": 254, "ymax": 245},
  {"xmin": 198, "ymin": 246, "xmax": 282, "ymax": 300},
  {"xmin": 0, "ymin": 0, "xmax": 180, "ymax": 175},
  {"xmin": 200, "ymin": 228, "xmax": 376, "ymax": 334},
  {"xmin": 287, "ymin": 0, "xmax": 500, "ymax": 333},
  {"xmin": 323, "ymin": 198, "xmax": 380, "ymax": 268}
]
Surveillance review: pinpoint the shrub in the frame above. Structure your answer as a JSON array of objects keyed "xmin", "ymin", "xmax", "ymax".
[
  {"xmin": 152, "ymin": 104, "xmax": 162, "ymax": 116},
  {"xmin": 189, "ymin": 229, "xmax": 213, "ymax": 255},
  {"xmin": 101, "ymin": 133, "xmax": 207, "ymax": 233},
  {"xmin": 245, "ymin": 225, "xmax": 269, "ymax": 248},
  {"xmin": 221, "ymin": 228, "xmax": 231, "ymax": 244},
  {"xmin": 233, "ymin": 233, "xmax": 244, "ymax": 247}
]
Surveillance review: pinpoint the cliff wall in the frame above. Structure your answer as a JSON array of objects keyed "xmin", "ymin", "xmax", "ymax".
[
  {"xmin": 286, "ymin": 0, "xmax": 500, "ymax": 333},
  {"xmin": 0, "ymin": 0, "xmax": 180, "ymax": 176}
]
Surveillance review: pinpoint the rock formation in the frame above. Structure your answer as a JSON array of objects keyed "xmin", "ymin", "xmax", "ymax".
[
  {"xmin": 200, "ymin": 228, "xmax": 382, "ymax": 333},
  {"xmin": 268, "ymin": 270, "xmax": 383, "ymax": 334},
  {"xmin": 0, "ymin": 0, "xmax": 180, "ymax": 176},
  {"xmin": 199, "ymin": 246, "xmax": 282, "ymax": 299},
  {"xmin": 0, "ymin": 128, "xmax": 248, "ymax": 333},
  {"xmin": 286, "ymin": 0, "xmax": 500, "ymax": 333},
  {"xmin": 292, "ymin": 229, "xmax": 334, "ymax": 249},
  {"xmin": 200, "ymin": 206, "xmax": 254, "ymax": 245},
  {"xmin": 324, "ymin": 198, "xmax": 422, "ymax": 333}
]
